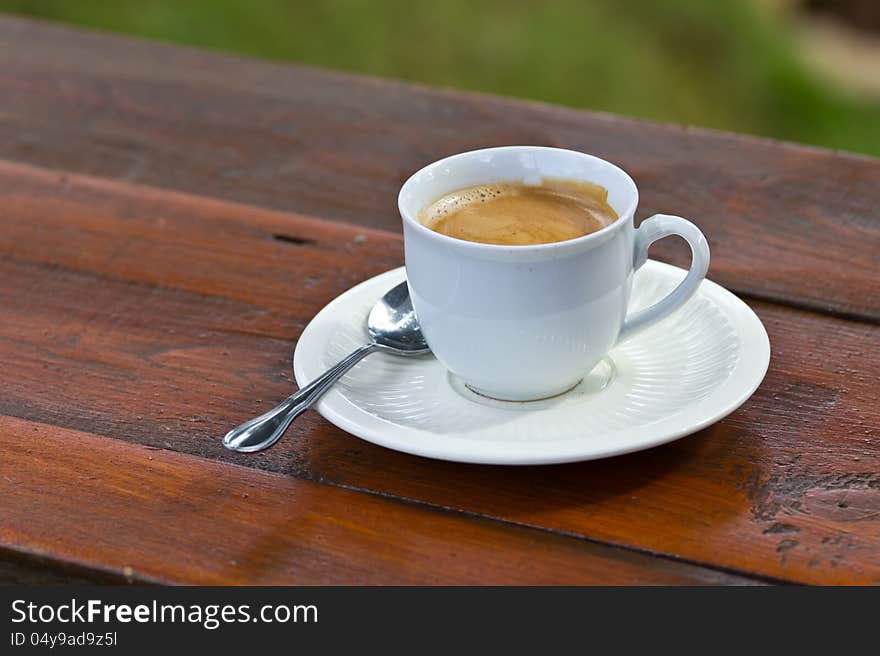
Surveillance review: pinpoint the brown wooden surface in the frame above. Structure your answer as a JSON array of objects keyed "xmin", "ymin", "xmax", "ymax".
[
  {"xmin": 0, "ymin": 16, "xmax": 878, "ymax": 585},
  {"xmin": 1, "ymin": 15, "xmax": 878, "ymax": 322},
  {"xmin": 0, "ymin": 416, "xmax": 755, "ymax": 585}
]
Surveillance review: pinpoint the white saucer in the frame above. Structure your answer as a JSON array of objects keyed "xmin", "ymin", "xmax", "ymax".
[{"xmin": 293, "ymin": 261, "xmax": 770, "ymax": 465}]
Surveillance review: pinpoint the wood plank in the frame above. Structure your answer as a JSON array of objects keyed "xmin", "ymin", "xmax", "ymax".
[
  {"xmin": 0, "ymin": 416, "xmax": 753, "ymax": 585},
  {"xmin": 0, "ymin": 161, "xmax": 402, "ymax": 341},
  {"xmin": 0, "ymin": 162, "xmax": 877, "ymax": 583},
  {"xmin": 0, "ymin": 16, "xmax": 878, "ymax": 318}
]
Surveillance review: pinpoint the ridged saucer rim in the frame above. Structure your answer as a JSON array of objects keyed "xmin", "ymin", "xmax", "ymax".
[{"xmin": 293, "ymin": 261, "xmax": 770, "ymax": 465}]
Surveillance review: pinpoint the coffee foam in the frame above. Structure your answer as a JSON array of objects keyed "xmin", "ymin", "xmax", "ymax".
[
  {"xmin": 419, "ymin": 178, "xmax": 618, "ymax": 246},
  {"xmin": 420, "ymin": 183, "xmax": 513, "ymax": 226}
]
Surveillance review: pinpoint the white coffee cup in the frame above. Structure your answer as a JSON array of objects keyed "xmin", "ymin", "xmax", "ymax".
[{"xmin": 399, "ymin": 146, "xmax": 710, "ymax": 401}]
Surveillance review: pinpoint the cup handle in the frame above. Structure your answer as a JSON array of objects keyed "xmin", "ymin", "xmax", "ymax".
[{"xmin": 618, "ymin": 214, "xmax": 710, "ymax": 342}]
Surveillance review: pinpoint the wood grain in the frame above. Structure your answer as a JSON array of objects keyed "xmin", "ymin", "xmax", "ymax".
[
  {"xmin": 0, "ymin": 16, "xmax": 878, "ymax": 319},
  {"xmin": 0, "ymin": 416, "xmax": 755, "ymax": 585},
  {"xmin": 0, "ymin": 161, "xmax": 877, "ymax": 584}
]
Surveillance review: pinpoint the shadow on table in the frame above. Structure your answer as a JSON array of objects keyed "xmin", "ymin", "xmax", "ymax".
[{"xmin": 292, "ymin": 420, "xmax": 752, "ymax": 525}]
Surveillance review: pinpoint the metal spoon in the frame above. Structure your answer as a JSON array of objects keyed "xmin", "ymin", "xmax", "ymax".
[{"xmin": 223, "ymin": 281, "xmax": 430, "ymax": 453}]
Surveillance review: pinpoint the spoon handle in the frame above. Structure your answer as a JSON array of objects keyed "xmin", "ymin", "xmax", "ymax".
[{"xmin": 222, "ymin": 343, "xmax": 378, "ymax": 453}]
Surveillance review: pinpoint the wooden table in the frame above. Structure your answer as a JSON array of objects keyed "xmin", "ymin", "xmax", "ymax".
[{"xmin": 1, "ymin": 15, "xmax": 878, "ymax": 586}]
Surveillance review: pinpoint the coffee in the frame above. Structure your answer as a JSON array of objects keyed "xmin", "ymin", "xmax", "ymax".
[{"xmin": 419, "ymin": 177, "xmax": 618, "ymax": 246}]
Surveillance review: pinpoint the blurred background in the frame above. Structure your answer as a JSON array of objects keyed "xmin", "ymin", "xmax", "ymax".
[{"xmin": 2, "ymin": 0, "xmax": 878, "ymax": 156}]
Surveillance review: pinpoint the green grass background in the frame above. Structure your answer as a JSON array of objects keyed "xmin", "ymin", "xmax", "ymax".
[{"xmin": 3, "ymin": 0, "xmax": 878, "ymax": 156}]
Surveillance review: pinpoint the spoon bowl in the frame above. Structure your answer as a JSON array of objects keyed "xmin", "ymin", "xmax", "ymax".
[{"xmin": 367, "ymin": 281, "xmax": 429, "ymax": 354}]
